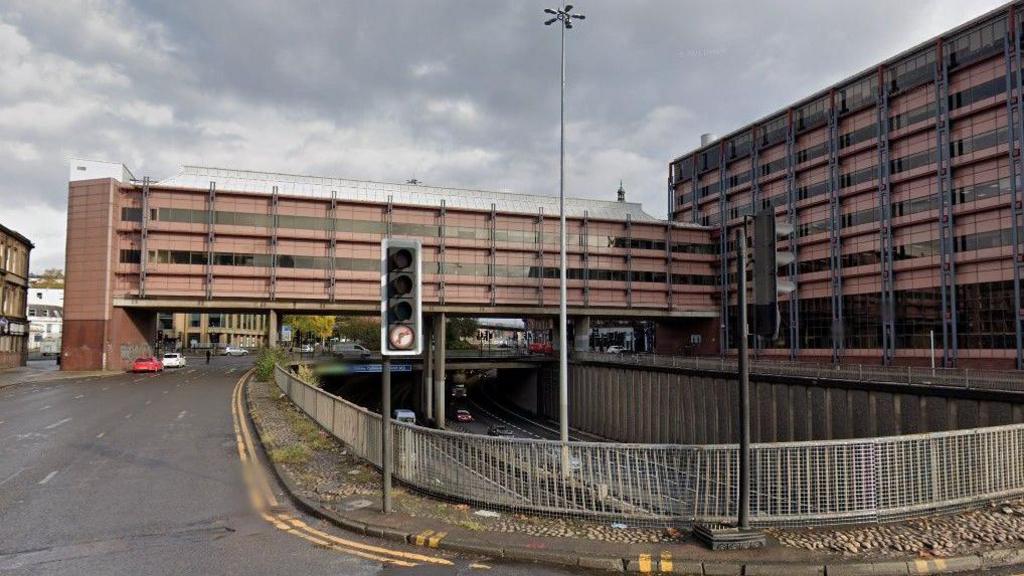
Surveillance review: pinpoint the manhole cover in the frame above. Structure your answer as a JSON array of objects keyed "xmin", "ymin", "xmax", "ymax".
[{"xmin": 340, "ymin": 499, "xmax": 374, "ymax": 511}]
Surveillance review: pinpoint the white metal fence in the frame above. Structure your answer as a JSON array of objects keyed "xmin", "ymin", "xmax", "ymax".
[
  {"xmin": 575, "ymin": 352, "xmax": 1024, "ymax": 393},
  {"xmin": 273, "ymin": 365, "xmax": 1024, "ymax": 527}
]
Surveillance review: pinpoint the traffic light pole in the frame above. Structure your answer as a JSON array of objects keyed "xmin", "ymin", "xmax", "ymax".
[
  {"xmin": 735, "ymin": 225, "xmax": 751, "ymax": 530},
  {"xmin": 381, "ymin": 355, "xmax": 392, "ymax": 513}
]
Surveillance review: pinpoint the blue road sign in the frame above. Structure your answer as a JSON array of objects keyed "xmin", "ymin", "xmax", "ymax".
[{"xmin": 316, "ymin": 363, "xmax": 413, "ymax": 375}]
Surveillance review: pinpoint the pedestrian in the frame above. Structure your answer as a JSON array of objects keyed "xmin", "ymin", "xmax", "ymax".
[{"xmin": 205, "ymin": 349, "xmax": 211, "ymax": 364}]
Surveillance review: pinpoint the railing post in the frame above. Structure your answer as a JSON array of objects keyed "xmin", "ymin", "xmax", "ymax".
[
  {"xmin": 907, "ymin": 366, "xmax": 912, "ymax": 385},
  {"xmin": 859, "ymin": 364, "xmax": 863, "ymax": 381},
  {"xmin": 964, "ymin": 368, "xmax": 971, "ymax": 389}
]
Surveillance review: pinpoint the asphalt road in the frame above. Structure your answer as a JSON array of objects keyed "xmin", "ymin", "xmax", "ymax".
[{"xmin": 0, "ymin": 357, "xmax": 582, "ymax": 575}]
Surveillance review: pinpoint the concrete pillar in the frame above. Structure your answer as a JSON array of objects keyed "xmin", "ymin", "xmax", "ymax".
[
  {"xmin": 268, "ymin": 310, "xmax": 278, "ymax": 348},
  {"xmin": 433, "ymin": 313, "xmax": 446, "ymax": 429},
  {"xmin": 574, "ymin": 316, "xmax": 591, "ymax": 352},
  {"xmin": 423, "ymin": 318, "xmax": 433, "ymax": 421}
]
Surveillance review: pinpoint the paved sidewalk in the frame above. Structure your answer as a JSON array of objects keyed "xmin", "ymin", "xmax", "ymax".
[{"xmin": 245, "ymin": 375, "xmax": 1024, "ymax": 575}]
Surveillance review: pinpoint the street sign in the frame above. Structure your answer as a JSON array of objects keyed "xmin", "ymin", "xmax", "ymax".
[{"xmin": 281, "ymin": 325, "xmax": 292, "ymax": 342}]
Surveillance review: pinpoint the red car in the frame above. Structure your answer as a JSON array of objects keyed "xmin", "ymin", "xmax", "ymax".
[
  {"xmin": 131, "ymin": 356, "xmax": 163, "ymax": 373},
  {"xmin": 528, "ymin": 342, "xmax": 554, "ymax": 354},
  {"xmin": 455, "ymin": 409, "xmax": 473, "ymax": 423}
]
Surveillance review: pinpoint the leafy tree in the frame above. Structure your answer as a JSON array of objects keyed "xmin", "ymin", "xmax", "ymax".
[
  {"xmin": 282, "ymin": 315, "xmax": 335, "ymax": 343},
  {"xmin": 447, "ymin": 317, "xmax": 479, "ymax": 346},
  {"xmin": 335, "ymin": 316, "xmax": 381, "ymax": 350},
  {"xmin": 31, "ymin": 268, "xmax": 64, "ymax": 288}
]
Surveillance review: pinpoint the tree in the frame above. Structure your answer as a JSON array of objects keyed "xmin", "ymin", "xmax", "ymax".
[
  {"xmin": 447, "ymin": 317, "xmax": 479, "ymax": 347},
  {"xmin": 335, "ymin": 317, "xmax": 380, "ymax": 350},
  {"xmin": 282, "ymin": 315, "xmax": 335, "ymax": 343},
  {"xmin": 31, "ymin": 268, "xmax": 64, "ymax": 288}
]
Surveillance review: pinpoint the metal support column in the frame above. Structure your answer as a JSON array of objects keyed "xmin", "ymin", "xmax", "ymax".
[
  {"xmin": 328, "ymin": 190, "xmax": 338, "ymax": 302},
  {"xmin": 270, "ymin": 186, "xmax": 279, "ymax": 300},
  {"xmin": 433, "ymin": 313, "xmax": 446, "ymax": 429},
  {"xmin": 206, "ymin": 181, "xmax": 216, "ymax": 300},
  {"xmin": 785, "ymin": 112, "xmax": 800, "ymax": 358},
  {"xmin": 718, "ymin": 141, "xmax": 730, "ymax": 355},
  {"xmin": 935, "ymin": 41, "xmax": 958, "ymax": 367},
  {"xmin": 537, "ymin": 208, "xmax": 546, "ymax": 307},
  {"xmin": 423, "ymin": 319, "xmax": 433, "ymax": 421},
  {"xmin": 625, "ymin": 214, "xmax": 633, "ymax": 309},
  {"xmin": 139, "ymin": 177, "xmax": 150, "ymax": 298},
  {"xmin": 489, "ymin": 203, "xmax": 497, "ymax": 307},
  {"xmin": 583, "ymin": 210, "xmax": 591, "ymax": 307},
  {"xmin": 827, "ymin": 92, "xmax": 844, "ymax": 364},
  {"xmin": 268, "ymin": 309, "xmax": 278, "ymax": 348},
  {"xmin": 1006, "ymin": 11, "xmax": 1024, "ymax": 369},
  {"xmin": 439, "ymin": 200, "xmax": 447, "ymax": 305},
  {"xmin": 381, "ymin": 356, "xmax": 392, "ymax": 513},
  {"xmin": 878, "ymin": 67, "xmax": 897, "ymax": 365}
]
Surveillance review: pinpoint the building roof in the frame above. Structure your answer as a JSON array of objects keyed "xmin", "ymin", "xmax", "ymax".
[
  {"xmin": 157, "ymin": 165, "xmax": 661, "ymax": 223},
  {"xmin": 0, "ymin": 223, "xmax": 34, "ymax": 249},
  {"xmin": 670, "ymin": 0, "xmax": 1016, "ymax": 164}
]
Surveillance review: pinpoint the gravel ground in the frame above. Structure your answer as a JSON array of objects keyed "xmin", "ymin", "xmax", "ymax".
[{"xmin": 248, "ymin": 376, "xmax": 679, "ymax": 545}]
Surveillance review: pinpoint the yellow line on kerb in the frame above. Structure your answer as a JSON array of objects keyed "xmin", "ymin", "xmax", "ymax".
[
  {"xmin": 660, "ymin": 551, "xmax": 673, "ymax": 572},
  {"xmin": 231, "ymin": 373, "xmax": 452, "ymax": 567},
  {"xmin": 638, "ymin": 553, "xmax": 652, "ymax": 573}
]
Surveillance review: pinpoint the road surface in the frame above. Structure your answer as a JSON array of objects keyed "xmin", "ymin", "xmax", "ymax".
[{"xmin": 0, "ymin": 357, "xmax": 582, "ymax": 575}]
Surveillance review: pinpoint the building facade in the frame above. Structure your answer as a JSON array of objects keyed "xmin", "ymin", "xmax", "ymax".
[
  {"xmin": 1, "ymin": 224, "xmax": 33, "ymax": 369},
  {"xmin": 159, "ymin": 312, "xmax": 267, "ymax": 350},
  {"xmin": 64, "ymin": 160, "xmax": 718, "ymax": 370},
  {"xmin": 27, "ymin": 288, "xmax": 63, "ymax": 356},
  {"xmin": 670, "ymin": 1, "xmax": 1024, "ymax": 368}
]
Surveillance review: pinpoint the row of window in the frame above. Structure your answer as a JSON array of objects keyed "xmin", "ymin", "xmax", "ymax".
[{"xmin": 125, "ymin": 249, "xmax": 715, "ymax": 285}]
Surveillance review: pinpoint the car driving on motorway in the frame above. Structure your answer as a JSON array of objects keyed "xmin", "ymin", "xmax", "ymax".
[
  {"xmin": 487, "ymin": 425, "xmax": 515, "ymax": 437},
  {"xmin": 161, "ymin": 352, "xmax": 186, "ymax": 368},
  {"xmin": 455, "ymin": 409, "xmax": 473, "ymax": 423}
]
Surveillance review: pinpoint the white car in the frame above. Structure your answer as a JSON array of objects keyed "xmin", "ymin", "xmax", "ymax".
[
  {"xmin": 299, "ymin": 344, "xmax": 314, "ymax": 353},
  {"xmin": 605, "ymin": 345, "xmax": 627, "ymax": 354},
  {"xmin": 161, "ymin": 352, "xmax": 187, "ymax": 368},
  {"xmin": 222, "ymin": 346, "xmax": 249, "ymax": 356}
]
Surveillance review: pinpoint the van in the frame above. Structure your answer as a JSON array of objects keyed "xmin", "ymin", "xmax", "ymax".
[
  {"xmin": 332, "ymin": 342, "xmax": 372, "ymax": 359},
  {"xmin": 393, "ymin": 409, "xmax": 417, "ymax": 424}
]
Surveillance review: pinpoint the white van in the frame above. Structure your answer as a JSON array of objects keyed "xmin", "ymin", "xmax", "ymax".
[
  {"xmin": 332, "ymin": 342, "xmax": 372, "ymax": 359},
  {"xmin": 392, "ymin": 409, "xmax": 416, "ymax": 424}
]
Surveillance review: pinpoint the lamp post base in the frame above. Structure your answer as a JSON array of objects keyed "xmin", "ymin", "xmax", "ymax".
[{"xmin": 693, "ymin": 523, "xmax": 767, "ymax": 550}]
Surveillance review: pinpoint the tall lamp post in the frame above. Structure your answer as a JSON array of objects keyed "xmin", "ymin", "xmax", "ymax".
[{"xmin": 543, "ymin": 3, "xmax": 584, "ymax": 452}]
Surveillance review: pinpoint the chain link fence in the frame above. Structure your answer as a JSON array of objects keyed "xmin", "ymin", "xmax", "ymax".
[
  {"xmin": 575, "ymin": 352, "xmax": 1024, "ymax": 393},
  {"xmin": 273, "ymin": 364, "xmax": 1024, "ymax": 528}
]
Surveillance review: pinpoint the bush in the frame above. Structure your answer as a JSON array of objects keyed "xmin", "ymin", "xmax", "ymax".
[
  {"xmin": 296, "ymin": 364, "xmax": 319, "ymax": 387},
  {"xmin": 255, "ymin": 347, "xmax": 289, "ymax": 381}
]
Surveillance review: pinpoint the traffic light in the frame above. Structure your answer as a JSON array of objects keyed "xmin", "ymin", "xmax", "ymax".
[
  {"xmin": 380, "ymin": 238, "xmax": 422, "ymax": 355},
  {"xmin": 751, "ymin": 208, "xmax": 795, "ymax": 339}
]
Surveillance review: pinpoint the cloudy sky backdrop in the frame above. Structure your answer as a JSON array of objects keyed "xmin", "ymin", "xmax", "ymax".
[{"xmin": 0, "ymin": 0, "xmax": 1008, "ymax": 270}]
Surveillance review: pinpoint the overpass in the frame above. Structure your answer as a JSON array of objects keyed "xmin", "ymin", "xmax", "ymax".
[{"xmin": 62, "ymin": 160, "xmax": 720, "ymax": 372}]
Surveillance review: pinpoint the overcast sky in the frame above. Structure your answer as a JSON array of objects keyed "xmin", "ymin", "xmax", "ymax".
[{"xmin": 0, "ymin": 0, "xmax": 1008, "ymax": 271}]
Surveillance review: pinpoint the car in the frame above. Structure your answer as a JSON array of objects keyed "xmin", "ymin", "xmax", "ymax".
[
  {"xmin": 487, "ymin": 425, "xmax": 516, "ymax": 438},
  {"xmin": 528, "ymin": 341, "xmax": 554, "ymax": 354},
  {"xmin": 332, "ymin": 342, "xmax": 372, "ymax": 359},
  {"xmin": 452, "ymin": 384, "xmax": 467, "ymax": 398},
  {"xmin": 222, "ymin": 346, "xmax": 249, "ymax": 356},
  {"xmin": 393, "ymin": 409, "xmax": 417, "ymax": 424},
  {"xmin": 455, "ymin": 409, "xmax": 473, "ymax": 423},
  {"xmin": 299, "ymin": 343, "xmax": 314, "ymax": 354},
  {"xmin": 131, "ymin": 356, "xmax": 163, "ymax": 373},
  {"xmin": 161, "ymin": 352, "xmax": 186, "ymax": 368},
  {"xmin": 605, "ymin": 345, "xmax": 626, "ymax": 354}
]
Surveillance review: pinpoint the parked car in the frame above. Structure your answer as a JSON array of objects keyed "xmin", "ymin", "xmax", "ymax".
[
  {"xmin": 332, "ymin": 342, "xmax": 372, "ymax": 359},
  {"xmin": 605, "ymin": 345, "xmax": 626, "ymax": 354},
  {"xmin": 487, "ymin": 425, "xmax": 516, "ymax": 438},
  {"xmin": 393, "ymin": 409, "xmax": 417, "ymax": 424},
  {"xmin": 222, "ymin": 346, "xmax": 249, "ymax": 356},
  {"xmin": 455, "ymin": 409, "xmax": 473, "ymax": 423},
  {"xmin": 528, "ymin": 342, "xmax": 554, "ymax": 354},
  {"xmin": 161, "ymin": 352, "xmax": 186, "ymax": 368},
  {"xmin": 299, "ymin": 343, "xmax": 314, "ymax": 354},
  {"xmin": 131, "ymin": 356, "xmax": 163, "ymax": 373}
]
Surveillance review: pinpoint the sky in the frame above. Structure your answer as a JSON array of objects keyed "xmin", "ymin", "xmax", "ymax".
[{"xmin": 0, "ymin": 0, "xmax": 1009, "ymax": 271}]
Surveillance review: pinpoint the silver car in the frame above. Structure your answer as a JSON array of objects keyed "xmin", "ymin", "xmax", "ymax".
[{"xmin": 222, "ymin": 346, "xmax": 249, "ymax": 356}]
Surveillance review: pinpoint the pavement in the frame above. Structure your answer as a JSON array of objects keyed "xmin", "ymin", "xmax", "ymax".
[
  {"xmin": 0, "ymin": 357, "xmax": 579, "ymax": 575},
  {"xmin": 253, "ymin": 371, "xmax": 1024, "ymax": 576}
]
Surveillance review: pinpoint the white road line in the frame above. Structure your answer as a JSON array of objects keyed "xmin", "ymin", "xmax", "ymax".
[
  {"xmin": 162, "ymin": 390, "xmax": 168, "ymax": 394},
  {"xmin": 0, "ymin": 420, "xmax": 5, "ymax": 425},
  {"xmin": 39, "ymin": 405, "xmax": 51, "ymax": 411},
  {"xmin": 38, "ymin": 470, "xmax": 58, "ymax": 485},
  {"xmin": 74, "ymin": 394, "xmax": 84, "ymax": 399},
  {"xmin": 102, "ymin": 386, "xmax": 109, "ymax": 391},
  {"xmin": 44, "ymin": 418, "xmax": 72, "ymax": 430},
  {"xmin": 0, "ymin": 468, "xmax": 25, "ymax": 488},
  {"xmin": 187, "ymin": 369, "xmax": 196, "ymax": 375},
  {"xmin": 125, "ymin": 413, "xmax": 133, "ymax": 419},
  {"xmin": 96, "ymin": 432, "xmax": 106, "ymax": 439},
  {"xmin": 176, "ymin": 410, "xmax": 187, "ymax": 420},
  {"xmin": 145, "ymin": 400, "xmax": 152, "ymax": 405}
]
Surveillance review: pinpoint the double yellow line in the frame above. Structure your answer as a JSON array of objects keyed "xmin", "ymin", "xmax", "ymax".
[{"xmin": 230, "ymin": 373, "xmax": 452, "ymax": 568}]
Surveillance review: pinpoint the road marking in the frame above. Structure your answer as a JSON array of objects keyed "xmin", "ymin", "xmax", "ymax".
[
  {"xmin": 469, "ymin": 563, "xmax": 491, "ymax": 570},
  {"xmin": 125, "ymin": 413, "xmax": 133, "ymax": 419},
  {"xmin": 177, "ymin": 410, "xmax": 187, "ymax": 420},
  {"xmin": 96, "ymin": 432, "xmax": 105, "ymax": 439},
  {"xmin": 660, "ymin": 551, "xmax": 672, "ymax": 572},
  {"xmin": 187, "ymin": 369, "xmax": 196, "ymax": 375},
  {"xmin": 226, "ymin": 368, "xmax": 236, "ymax": 374},
  {"xmin": 0, "ymin": 468, "xmax": 25, "ymax": 488},
  {"xmin": 637, "ymin": 553, "xmax": 652, "ymax": 573},
  {"xmin": 145, "ymin": 400, "xmax": 152, "ymax": 405},
  {"xmin": 229, "ymin": 373, "xmax": 451, "ymax": 567},
  {"xmin": 39, "ymin": 405, "xmax": 51, "ymax": 411},
  {"xmin": 162, "ymin": 390, "xmax": 168, "ymax": 395},
  {"xmin": 45, "ymin": 418, "xmax": 72, "ymax": 430},
  {"xmin": 74, "ymin": 394, "xmax": 84, "ymax": 399},
  {"xmin": 38, "ymin": 470, "xmax": 58, "ymax": 485},
  {"xmin": 102, "ymin": 387, "xmax": 109, "ymax": 391}
]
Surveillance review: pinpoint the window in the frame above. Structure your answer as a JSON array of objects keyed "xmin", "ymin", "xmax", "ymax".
[
  {"xmin": 887, "ymin": 49, "xmax": 935, "ymax": 93},
  {"xmin": 795, "ymin": 97, "xmax": 828, "ymax": 131},
  {"xmin": 838, "ymin": 76, "xmax": 877, "ymax": 114},
  {"xmin": 119, "ymin": 249, "xmax": 141, "ymax": 264},
  {"xmin": 947, "ymin": 18, "xmax": 1007, "ymax": 68},
  {"xmin": 761, "ymin": 116, "xmax": 787, "ymax": 147}
]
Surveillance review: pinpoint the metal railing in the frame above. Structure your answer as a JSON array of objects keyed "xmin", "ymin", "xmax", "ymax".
[
  {"xmin": 574, "ymin": 351, "xmax": 1024, "ymax": 393},
  {"xmin": 273, "ymin": 365, "xmax": 1024, "ymax": 527}
]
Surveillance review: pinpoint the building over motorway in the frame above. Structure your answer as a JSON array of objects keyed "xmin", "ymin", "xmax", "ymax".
[
  {"xmin": 0, "ymin": 223, "xmax": 33, "ymax": 369},
  {"xmin": 670, "ymin": 1, "xmax": 1024, "ymax": 369},
  {"xmin": 63, "ymin": 160, "xmax": 718, "ymax": 371}
]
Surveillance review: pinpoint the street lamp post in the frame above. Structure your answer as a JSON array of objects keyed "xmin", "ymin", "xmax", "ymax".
[{"xmin": 543, "ymin": 3, "xmax": 584, "ymax": 454}]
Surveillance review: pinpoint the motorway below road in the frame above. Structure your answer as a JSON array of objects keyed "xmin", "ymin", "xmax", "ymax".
[{"xmin": 0, "ymin": 357, "xmax": 582, "ymax": 575}]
